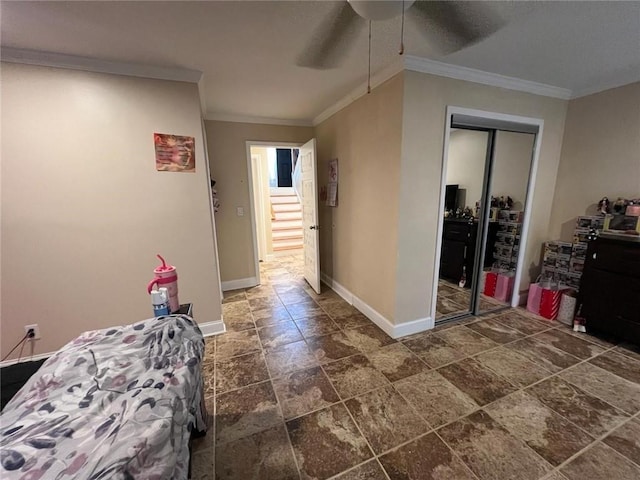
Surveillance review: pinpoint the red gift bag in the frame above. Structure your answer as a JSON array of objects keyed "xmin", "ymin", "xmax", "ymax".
[
  {"xmin": 495, "ymin": 272, "xmax": 515, "ymax": 302},
  {"xmin": 540, "ymin": 286, "xmax": 566, "ymax": 320},
  {"xmin": 484, "ymin": 271, "xmax": 498, "ymax": 297}
]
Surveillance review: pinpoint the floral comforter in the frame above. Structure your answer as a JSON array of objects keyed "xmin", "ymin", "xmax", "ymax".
[{"xmin": 0, "ymin": 315, "xmax": 206, "ymax": 479}]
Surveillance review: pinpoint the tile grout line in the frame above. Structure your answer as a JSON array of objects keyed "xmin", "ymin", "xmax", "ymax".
[
  {"xmin": 218, "ymin": 258, "xmax": 640, "ymax": 479},
  {"xmin": 316, "ymin": 359, "xmax": 384, "ymax": 479},
  {"xmin": 433, "ymin": 428, "xmax": 484, "ymax": 480},
  {"xmin": 392, "ymin": 326, "xmax": 637, "ymax": 478},
  {"xmin": 537, "ymin": 408, "xmax": 640, "ymax": 477}
]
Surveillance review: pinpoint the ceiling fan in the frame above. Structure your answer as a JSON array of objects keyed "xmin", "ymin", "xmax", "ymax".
[{"xmin": 297, "ymin": 0, "xmax": 505, "ymax": 70}]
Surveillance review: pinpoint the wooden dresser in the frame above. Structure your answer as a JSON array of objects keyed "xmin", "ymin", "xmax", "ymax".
[
  {"xmin": 579, "ymin": 234, "xmax": 640, "ymax": 343},
  {"xmin": 440, "ymin": 218, "xmax": 498, "ymax": 287}
]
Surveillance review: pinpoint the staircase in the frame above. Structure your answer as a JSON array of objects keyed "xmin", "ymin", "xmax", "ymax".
[{"xmin": 270, "ymin": 187, "xmax": 303, "ymax": 252}]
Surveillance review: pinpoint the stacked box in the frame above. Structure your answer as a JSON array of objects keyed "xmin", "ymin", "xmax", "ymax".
[
  {"xmin": 541, "ymin": 240, "xmax": 572, "ymax": 280},
  {"xmin": 541, "ymin": 216, "xmax": 604, "ymax": 290},
  {"xmin": 494, "ymin": 211, "xmax": 523, "ymax": 271}
]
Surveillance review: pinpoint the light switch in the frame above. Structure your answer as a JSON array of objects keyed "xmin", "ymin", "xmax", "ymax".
[{"xmin": 236, "ymin": 206, "xmax": 244, "ymax": 217}]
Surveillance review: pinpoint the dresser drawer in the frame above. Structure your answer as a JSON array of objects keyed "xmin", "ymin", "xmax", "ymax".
[
  {"xmin": 589, "ymin": 240, "xmax": 640, "ymax": 277},
  {"xmin": 583, "ymin": 268, "xmax": 640, "ymax": 326},
  {"xmin": 444, "ymin": 222, "xmax": 472, "ymax": 241}
]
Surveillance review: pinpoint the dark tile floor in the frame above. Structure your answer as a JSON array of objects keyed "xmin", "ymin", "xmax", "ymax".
[
  {"xmin": 193, "ymin": 254, "xmax": 640, "ymax": 480},
  {"xmin": 436, "ymin": 277, "xmax": 508, "ymax": 319}
]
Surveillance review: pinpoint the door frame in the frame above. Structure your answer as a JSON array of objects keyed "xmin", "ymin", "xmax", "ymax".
[
  {"xmin": 431, "ymin": 106, "xmax": 544, "ymax": 322},
  {"xmin": 245, "ymin": 141, "xmax": 303, "ymax": 286}
]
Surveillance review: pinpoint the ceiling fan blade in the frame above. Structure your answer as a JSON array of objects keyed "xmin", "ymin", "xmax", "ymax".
[
  {"xmin": 296, "ymin": 2, "xmax": 365, "ymax": 70},
  {"xmin": 410, "ymin": 0, "xmax": 505, "ymax": 55}
]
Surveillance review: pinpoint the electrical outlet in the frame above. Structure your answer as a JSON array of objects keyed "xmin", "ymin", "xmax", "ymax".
[{"xmin": 24, "ymin": 324, "xmax": 41, "ymax": 340}]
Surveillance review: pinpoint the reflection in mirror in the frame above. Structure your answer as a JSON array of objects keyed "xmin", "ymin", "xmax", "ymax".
[
  {"xmin": 477, "ymin": 131, "xmax": 536, "ymax": 314},
  {"xmin": 436, "ymin": 128, "xmax": 489, "ymax": 321}
]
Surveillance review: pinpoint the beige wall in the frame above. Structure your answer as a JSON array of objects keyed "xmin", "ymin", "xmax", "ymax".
[
  {"xmin": 447, "ymin": 129, "xmax": 488, "ymax": 210},
  {"xmin": 315, "ymin": 74, "xmax": 404, "ymax": 321},
  {"xmin": 396, "ymin": 71, "xmax": 568, "ymax": 323},
  {"xmin": 1, "ymin": 63, "xmax": 222, "ymax": 360},
  {"xmin": 492, "ymin": 131, "xmax": 536, "ymax": 211},
  {"xmin": 447, "ymin": 130, "xmax": 534, "ymax": 212},
  {"xmin": 205, "ymin": 121, "xmax": 313, "ymax": 283},
  {"xmin": 549, "ymin": 82, "xmax": 640, "ymax": 241}
]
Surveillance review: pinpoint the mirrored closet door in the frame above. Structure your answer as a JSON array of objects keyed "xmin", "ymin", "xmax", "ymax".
[
  {"xmin": 435, "ymin": 128, "xmax": 490, "ymax": 320},
  {"xmin": 435, "ymin": 123, "xmax": 536, "ymax": 323}
]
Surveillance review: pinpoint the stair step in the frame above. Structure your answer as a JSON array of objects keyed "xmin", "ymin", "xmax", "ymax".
[
  {"xmin": 272, "ymin": 203, "xmax": 302, "ymax": 213},
  {"xmin": 270, "ymin": 187, "xmax": 296, "ymax": 196},
  {"xmin": 272, "ymin": 230, "xmax": 302, "ymax": 242},
  {"xmin": 274, "ymin": 211, "xmax": 302, "ymax": 221},
  {"xmin": 273, "ymin": 242, "xmax": 303, "ymax": 251},
  {"xmin": 272, "ymin": 220, "xmax": 302, "ymax": 230},
  {"xmin": 271, "ymin": 195, "xmax": 300, "ymax": 205}
]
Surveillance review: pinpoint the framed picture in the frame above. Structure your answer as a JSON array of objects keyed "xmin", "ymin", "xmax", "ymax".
[{"xmin": 154, "ymin": 133, "xmax": 196, "ymax": 172}]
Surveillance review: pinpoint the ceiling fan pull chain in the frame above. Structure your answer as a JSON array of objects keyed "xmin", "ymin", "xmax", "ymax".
[
  {"xmin": 399, "ymin": 0, "xmax": 405, "ymax": 55},
  {"xmin": 367, "ymin": 20, "xmax": 372, "ymax": 94}
]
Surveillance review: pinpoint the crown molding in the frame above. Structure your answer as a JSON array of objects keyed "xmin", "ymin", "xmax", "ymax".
[
  {"xmin": 1, "ymin": 47, "xmax": 203, "ymax": 84},
  {"xmin": 404, "ymin": 55, "xmax": 572, "ymax": 100},
  {"xmin": 204, "ymin": 112, "xmax": 313, "ymax": 127},
  {"xmin": 312, "ymin": 58, "xmax": 405, "ymax": 126},
  {"xmin": 570, "ymin": 70, "xmax": 640, "ymax": 99}
]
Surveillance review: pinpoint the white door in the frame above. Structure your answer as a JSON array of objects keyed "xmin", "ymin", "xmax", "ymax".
[{"xmin": 300, "ymin": 138, "xmax": 321, "ymax": 294}]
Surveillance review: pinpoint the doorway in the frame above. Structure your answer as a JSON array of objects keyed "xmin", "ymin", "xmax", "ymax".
[
  {"xmin": 246, "ymin": 140, "xmax": 321, "ymax": 293},
  {"xmin": 251, "ymin": 146, "xmax": 303, "ymax": 260},
  {"xmin": 433, "ymin": 107, "xmax": 543, "ymax": 324}
]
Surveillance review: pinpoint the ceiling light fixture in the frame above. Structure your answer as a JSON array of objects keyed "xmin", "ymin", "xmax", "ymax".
[{"xmin": 348, "ymin": 0, "xmax": 416, "ymax": 21}]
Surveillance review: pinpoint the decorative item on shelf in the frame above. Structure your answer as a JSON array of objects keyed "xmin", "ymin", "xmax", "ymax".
[
  {"xmin": 490, "ymin": 195, "xmax": 514, "ymax": 210},
  {"xmin": 604, "ymin": 214, "xmax": 640, "ymax": 235},
  {"xmin": 613, "ymin": 197, "xmax": 629, "ymax": 214},
  {"xmin": 597, "ymin": 196, "xmax": 610, "ymax": 215}
]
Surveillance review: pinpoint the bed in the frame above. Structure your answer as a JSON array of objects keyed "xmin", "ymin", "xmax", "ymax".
[{"xmin": 0, "ymin": 314, "xmax": 207, "ymax": 479}]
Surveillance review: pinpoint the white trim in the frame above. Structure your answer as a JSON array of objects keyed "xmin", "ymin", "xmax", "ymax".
[
  {"xmin": 432, "ymin": 106, "xmax": 544, "ymax": 322},
  {"xmin": 392, "ymin": 316, "xmax": 434, "ymax": 338},
  {"xmin": 513, "ymin": 120, "xmax": 544, "ymax": 308},
  {"xmin": 197, "ymin": 76, "xmax": 208, "ymax": 116},
  {"xmin": 0, "ymin": 351, "xmax": 52, "ymax": 368},
  {"xmin": 0, "ymin": 320, "xmax": 226, "ymax": 367},
  {"xmin": 320, "ymin": 272, "xmax": 353, "ymax": 304},
  {"xmin": 404, "ymin": 55, "xmax": 572, "ymax": 100},
  {"xmin": 312, "ymin": 58, "xmax": 404, "ymax": 126},
  {"xmin": 199, "ymin": 320, "xmax": 226, "ymax": 337},
  {"xmin": 245, "ymin": 141, "xmax": 263, "ymax": 289},
  {"xmin": 1, "ymin": 47, "xmax": 203, "ymax": 84},
  {"xmin": 570, "ymin": 72, "xmax": 640, "ymax": 99},
  {"xmin": 221, "ymin": 276, "xmax": 259, "ymax": 291},
  {"xmin": 320, "ymin": 272, "xmax": 433, "ymax": 339},
  {"xmin": 205, "ymin": 112, "xmax": 313, "ymax": 127}
]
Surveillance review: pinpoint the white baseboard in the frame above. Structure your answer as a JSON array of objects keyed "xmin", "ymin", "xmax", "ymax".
[
  {"xmin": 221, "ymin": 276, "xmax": 259, "ymax": 291},
  {"xmin": 320, "ymin": 272, "xmax": 433, "ymax": 339},
  {"xmin": 1, "ymin": 319, "xmax": 227, "ymax": 368},
  {"xmin": 321, "ymin": 272, "xmax": 353, "ymax": 304},
  {"xmin": 0, "ymin": 351, "xmax": 53, "ymax": 368},
  {"xmin": 393, "ymin": 316, "xmax": 434, "ymax": 337},
  {"xmin": 199, "ymin": 320, "xmax": 226, "ymax": 337}
]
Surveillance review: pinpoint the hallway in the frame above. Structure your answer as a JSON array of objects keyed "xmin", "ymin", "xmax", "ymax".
[{"xmin": 193, "ymin": 256, "xmax": 640, "ymax": 480}]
